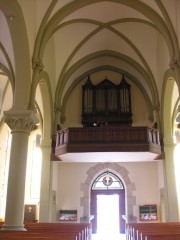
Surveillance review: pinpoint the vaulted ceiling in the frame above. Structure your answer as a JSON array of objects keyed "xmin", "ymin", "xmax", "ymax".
[{"xmin": 0, "ymin": 0, "xmax": 179, "ymax": 162}]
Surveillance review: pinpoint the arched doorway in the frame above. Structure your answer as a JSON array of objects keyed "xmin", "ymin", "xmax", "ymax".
[
  {"xmin": 80, "ymin": 163, "xmax": 136, "ymax": 226},
  {"xmin": 90, "ymin": 171, "xmax": 125, "ymax": 234}
]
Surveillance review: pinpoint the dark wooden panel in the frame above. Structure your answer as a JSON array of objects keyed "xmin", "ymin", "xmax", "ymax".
[{"xmin": 54, "ymin": 126, "xmax": 163, "ymax": 158}]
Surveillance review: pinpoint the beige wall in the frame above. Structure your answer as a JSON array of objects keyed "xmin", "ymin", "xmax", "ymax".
[{"xmin": 55, "ymin": 161, "xmax": 163, "ymax": 223}]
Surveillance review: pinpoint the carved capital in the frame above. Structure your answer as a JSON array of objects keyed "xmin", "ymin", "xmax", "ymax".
[
  {"xmin": 4, "ymin": 110, "xmax": 39, "ymax": 134},
  {"xmin": 54, "ymin": 104, "xmax": 61, "ymax": 113},
  {"xmin": 152, "ymin": 104, "xmax": 160, "ymax": 111},
  {"xmin": 169, "ymin": 57, "xmax": 180, "ymax": 69},
  {"xmin": 32, "ymin": 58, "xmax": 44, "ymax": 72}
]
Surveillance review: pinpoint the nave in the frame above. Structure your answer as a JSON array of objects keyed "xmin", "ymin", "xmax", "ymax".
[{"xmin": 0, "ymin": 0, "xmax": 180, "ymax": 233}]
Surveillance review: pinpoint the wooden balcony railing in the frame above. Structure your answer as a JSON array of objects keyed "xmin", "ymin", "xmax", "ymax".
[{"xmin": 54, "ymin": 126, "xmax": 163, "ymax": 157}]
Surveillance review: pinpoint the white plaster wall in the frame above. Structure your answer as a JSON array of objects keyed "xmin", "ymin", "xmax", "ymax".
[
  {"xmin": 157, "ymin": 161, "xmax": 165, "ymax": 189},
  {"xmin": 57, "ymin": 162, "xmax": 92, "ymax": 222},
  {"xmin": 56, "ymin": 161, "xmax": 162, "ymax": 223},
  {"xmin": 126, "ymin": 161, "xmax": 161, "ymax": 222},
  {"xmin": 52, "ymin": 161, "xmax": 59, "ymax": 192}
]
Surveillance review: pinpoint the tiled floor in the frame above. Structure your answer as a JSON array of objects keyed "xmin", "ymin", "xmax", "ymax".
[{"xmin": 92, "ymin": 233, "xmax": 126, "ymax": 240}]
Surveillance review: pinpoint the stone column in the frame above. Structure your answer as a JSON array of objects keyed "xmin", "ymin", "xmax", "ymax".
[
  {"xmin": 1, "ymin": 110, "xmax": 38, "ymax": 231},
  {"xmin": 163, "ymin": 137, "xmax": 179, "ymax": 221},
  {"xmin": 39, "ymin": 139, "xmax": 52, "ymax": 222}
]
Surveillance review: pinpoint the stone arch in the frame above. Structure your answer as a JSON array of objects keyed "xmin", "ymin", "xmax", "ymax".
[
  {"xmin": 162, "ymin": 69, "xmax": 176, "ymax": 138},
  {"xmin": 161, "ymin": 69, "xmax": 179, "ymax": 221},
  {"xmin": 59, "ymin": 54, "xmax": 155, "ymax": 124},
  {"xmin": 80, "ymin": 162, "xmax": 136, "ymax": 223},
  {"xmin": 0, "ymin": 0, "xmax": 31, "ymax": 110}
]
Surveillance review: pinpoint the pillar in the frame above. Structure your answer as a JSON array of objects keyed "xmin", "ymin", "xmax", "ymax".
[
  {"xmin": 38, "ymin": 139, "xmax": 52, "ymax": 222},
  {"xmin": 163, "ymin": 137, "xmax": 179, "ymax": 221},
  {"xmin": 1, "ymin": 110, "xmax": 38, "ymax": 231}
]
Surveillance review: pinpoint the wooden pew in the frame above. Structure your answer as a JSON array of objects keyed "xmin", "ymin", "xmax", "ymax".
[
  {"xmin": 126, "ymin": 222, "xmax": 179, "ymax": 239},
  {"xmin": 126, "ymin": 222, "xmax": 180, "ymax": 240},
  {"xmin": 140, "ymin": 230, "xmax": 180, "ymax": 240},
  {"xmin": 142, "ymin": 234, "xmax": 180, "ymax": 240},
  {"xmin": 0, "ymin": 222, "xmax": 91, "ymax": 240},
  {"xmin": 25, "ymin": 222, "xmax": 91, "ymax": 240},
  {"xmin": 0, "ymin": 232, "xmax": 79, "ymax": 240}
]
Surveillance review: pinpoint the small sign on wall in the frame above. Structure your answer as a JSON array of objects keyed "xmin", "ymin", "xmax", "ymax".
[
  {"xmin": 24, "ymin": 205, "xmax": 37, "ymax": 223},
  {"xmin": 59, "ymin": 210, "xmax": 77, "ymax": 221},
  {"xmin": 139, "ymin": 204, "xmax": 158, "ymax": 221}
]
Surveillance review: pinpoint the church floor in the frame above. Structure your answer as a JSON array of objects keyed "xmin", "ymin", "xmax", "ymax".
[{"xmin": 92, "ymin": 233, "xmax": 126, "ymax": 240}]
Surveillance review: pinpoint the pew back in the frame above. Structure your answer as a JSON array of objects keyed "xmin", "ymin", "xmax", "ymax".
[
  {"xmin": 126, "ymin": 222, "xmax": 180, "ymax": 240},
  {"xmin": 0, "ymin": 222, "xmax": 91, "ymax": 240}
]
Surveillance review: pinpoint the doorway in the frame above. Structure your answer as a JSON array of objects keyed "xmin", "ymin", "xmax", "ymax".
[
  {"xmin": 91, "ymin": 189, "xmax": 125, "ymax": 234},
  {"xmin": 97, "ymin": 194, "xmax": 119, "ymax": 234},
  {"xmin": 90, "ymin": 171, "xmax": 125, "ymax": 234}
]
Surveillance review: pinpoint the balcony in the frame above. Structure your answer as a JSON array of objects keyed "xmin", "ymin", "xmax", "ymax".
[{"xmin": 54, "ymin": 126, "xmax": 163, "ymax": 161}]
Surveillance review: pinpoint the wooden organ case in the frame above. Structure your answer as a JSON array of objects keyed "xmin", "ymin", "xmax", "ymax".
[{"xmin": 82, "ymin": 75, "xmax": 132, "ymax": 127}]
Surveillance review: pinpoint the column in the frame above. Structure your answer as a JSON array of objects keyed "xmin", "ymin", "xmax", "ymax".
[
  {"xmin": 163, "ymin": 137, "xmax": 179, "ymax": 221},
  {"xmin": 38, "ymin": 139, "xmax": 52, "ymax": 222},
  {"xmin": 1, "ymin": 110, "xmax": 38, "ymax": 231}
]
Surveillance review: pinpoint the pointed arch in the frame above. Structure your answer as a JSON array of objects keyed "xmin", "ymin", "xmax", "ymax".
[
  {"xmin": 161, "ymin": 68, "xmax": 179, "ymax": 221},
  {"xmin": 38, "ymin": 70, "xmax": 54, "ymax": 139},
  {"xmin": 0, "ymin": 0, "xmax": 31, "ymax": 109},
  {"xmin": 162, "ymin": 69, "xmax": 177, "ymax": 138},
  {"xmin": 80, "ymin": 162, "xmax": 136, "ymax": 223}
]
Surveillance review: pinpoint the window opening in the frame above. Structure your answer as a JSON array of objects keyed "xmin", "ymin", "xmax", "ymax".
[
  {"xmin": 30, "ymin": 134, "xmax": 42, "ymax": 199},
  {"xmin": 92, "ymin": 172, "xmax": 124, "ymax": 190}
]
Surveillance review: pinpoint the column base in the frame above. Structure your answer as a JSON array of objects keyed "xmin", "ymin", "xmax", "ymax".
[{"xmin": 0, "ymin": 224, "xmax": 27, "ymax": 231}]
